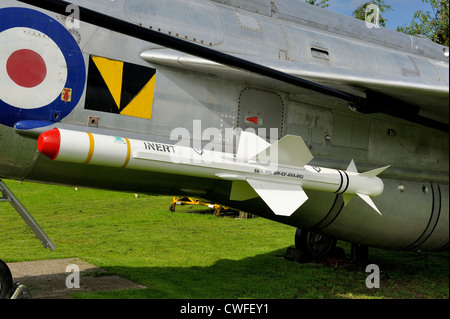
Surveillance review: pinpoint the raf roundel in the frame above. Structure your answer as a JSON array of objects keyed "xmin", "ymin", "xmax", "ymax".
[{"xmin": 0, "ymin": 7, "xmax": 86, "ymax": 128}]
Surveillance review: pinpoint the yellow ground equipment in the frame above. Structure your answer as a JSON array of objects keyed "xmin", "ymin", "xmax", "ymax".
[{"xmin": 169, "ymin": 197, "xmax": 230, "ymax": 216}]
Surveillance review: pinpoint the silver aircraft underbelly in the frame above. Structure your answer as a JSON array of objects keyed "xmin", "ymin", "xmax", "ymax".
[
  {"xmin": 0, "ymin": 0, "xmax": 448, "ymax": 251},
  {"xmin": 24, "ymin": 155, "xmax": 450, "ymax": 252}
]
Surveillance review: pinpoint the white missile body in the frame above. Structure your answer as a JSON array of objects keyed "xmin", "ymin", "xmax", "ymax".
[{"xmin": 38, "ymin": 128, "xmax": 389, "ymax": 216}]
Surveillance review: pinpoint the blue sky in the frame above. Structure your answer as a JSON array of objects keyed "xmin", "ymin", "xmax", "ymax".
[{"xmin": 325, "ymin": 0, "xmax": 433, "ymax": 30}]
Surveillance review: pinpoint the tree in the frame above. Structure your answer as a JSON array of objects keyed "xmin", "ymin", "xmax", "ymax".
[
  {"xmin": 352, "ymin": 0, "xmax": 393, "ymax": 28},
  {"xmin": 305, "ymin": 0, "xmax": 330, "ymax": 8},
  {"xmin": 396, "ymin": 0, "xmax": 449, "ymax": 46}
]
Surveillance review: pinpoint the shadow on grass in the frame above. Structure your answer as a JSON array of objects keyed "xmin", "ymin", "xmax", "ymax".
[{"xmin": 71, "ymin": 247, "xmax": 449, "ymax": 299}]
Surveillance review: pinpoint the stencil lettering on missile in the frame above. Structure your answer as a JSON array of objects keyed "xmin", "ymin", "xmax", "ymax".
[{"xmin": 85, "ymin": 56, "xmax": 156, "ymax": 120}]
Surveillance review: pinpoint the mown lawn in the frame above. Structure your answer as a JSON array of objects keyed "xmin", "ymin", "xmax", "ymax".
[{"xmin": 0, "ymin": 179, "xmax": 448, "ymax": 299}]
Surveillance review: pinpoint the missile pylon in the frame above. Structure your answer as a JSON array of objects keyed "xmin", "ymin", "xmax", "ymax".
[{"xmin": 37, "ymin": 128, "xmax": 390, "ymax": 217}]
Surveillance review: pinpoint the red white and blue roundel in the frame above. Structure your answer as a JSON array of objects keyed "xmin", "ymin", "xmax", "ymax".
[{"xmin": 0, "ymin": 7, "xmax": 86, "ymax": 128}]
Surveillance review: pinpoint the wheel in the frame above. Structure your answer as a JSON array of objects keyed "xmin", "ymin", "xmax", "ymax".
[
  {"xmin": 305, "ymin": 231, "xmax": 336, "ymax": 258},
  {"xmin": 295, "ymin": 228, "xmax": 336, "ymax": 258},
  {"xmin": 0, "ymin": 259, "xmax": 13, "ymax": 299}
]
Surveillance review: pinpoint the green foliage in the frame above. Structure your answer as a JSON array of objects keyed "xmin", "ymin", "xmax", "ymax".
[
  {"xmin": 310, "ymin": 0, "xmax": 448, "ymax": 46},
  {"xmin": 352, "ymin": 0, "xmax": 393, "ymax": 28},
  {"xmin": 396, "ymin": 0, "xmax": 449, "ymax": 46},
  {"xmin": 305, "ymin": 0, "xmax": 330, "ymax": 8}
]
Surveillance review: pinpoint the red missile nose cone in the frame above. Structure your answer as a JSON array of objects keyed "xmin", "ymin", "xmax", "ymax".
[{"xmin": 38, "ymin": 128, "xmax": 61, "ymax": 160}]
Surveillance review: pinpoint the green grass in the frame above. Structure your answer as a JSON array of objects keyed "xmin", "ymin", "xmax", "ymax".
[{"xmin": 0, "ymin": 179, "xmax": 448, "ymax": 299}]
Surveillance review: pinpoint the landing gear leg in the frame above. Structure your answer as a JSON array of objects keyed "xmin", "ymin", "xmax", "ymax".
[
  {"xmin": 351, "ymin": 243, "xmax": 369, "ymax": 264},
  {"xmin": 0, "ymin": 179, "xmax": 55, "ymax": 251}
]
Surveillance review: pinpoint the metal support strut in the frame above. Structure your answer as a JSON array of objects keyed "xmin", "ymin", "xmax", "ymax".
[{"xmin": 0, "ymin": 179, "xmax": 56, "ymax": 251}]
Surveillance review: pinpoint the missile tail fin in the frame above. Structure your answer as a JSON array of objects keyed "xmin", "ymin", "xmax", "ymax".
[
  {"xmin": 360, "ymin": 165, "xmax": 390, "ymax": 178},
  {"xmin": 229, "ymin": 180, "xmax": 258, "ymax": 201},
  {"xmin": 357, "ymin": 193, "xmax": 382, "ymax": 215},
  {"xmin": 246, "ymin": 179, "xmax": 308, "ymax": 216},
  {"xmin": 346, "ymin": 160, "xmax": 390, "ymax": 178},
  {"xmin": 342, "ymin": 192, "xmax": 382, "ymax": 215},
  {"xmin": 343, "ymin": 194, "xmax": 354, "ymax": 207},
  {"xmin": 346, "ymin": 160, "xmax": 358, "ymax": 173}
]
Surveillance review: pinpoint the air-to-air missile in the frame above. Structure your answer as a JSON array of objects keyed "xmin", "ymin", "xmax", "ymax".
[{"xmin": 38, "ymin": 128, "xmax": 389, "ymax": 216}]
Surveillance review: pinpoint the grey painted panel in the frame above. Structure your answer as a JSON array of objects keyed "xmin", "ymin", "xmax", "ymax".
[
  {"xmin": 125, "ymin": 0, "xmax": 225, "ymax": 46},
  {"xmin": 211, "ymin": 0, "xmax": 273, "ymax": 16}
]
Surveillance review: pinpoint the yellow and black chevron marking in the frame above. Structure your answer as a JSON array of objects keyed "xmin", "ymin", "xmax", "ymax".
[{"xmin": 85, "ymin": 56, "xmax": 156, "ymax": 119}]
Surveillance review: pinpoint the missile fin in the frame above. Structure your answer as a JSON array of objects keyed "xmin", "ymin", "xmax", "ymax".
[
  {"xmin": 230, "ymin": 180, "xmax": 259, "ymax": 201},
  {"xmin": 246, "ymin": 179, "xmax": 308, "ymax": 216},
  {"xmin": 215, "ymin": 173, "xmax": 245, "ymax": 181},
  {"xmin": 360, "ymin": 165, "xmax": 390, "ymax": 178},
  {"xmin": 357, "ymin": 193, "xmax": 382, "ymax": 215},
  {"xmin": 252, "ymin": 135, "xmax": 313, "ymax": 168},
  {"xmin": 342, "ymin": 194, "xmax": 354, "ymax": 207},
  {"xmin": 236, "ymin": 131, "xmax": 270, "ymax": 161},
  {"xmin": 346, "ymin": 160, "xmax": 358, "ymax": 173}
]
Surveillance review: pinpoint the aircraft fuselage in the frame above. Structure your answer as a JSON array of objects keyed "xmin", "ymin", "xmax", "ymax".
[{"xmin": 0, "ymin": 0, "xmax": 448, "ymax": 251}]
